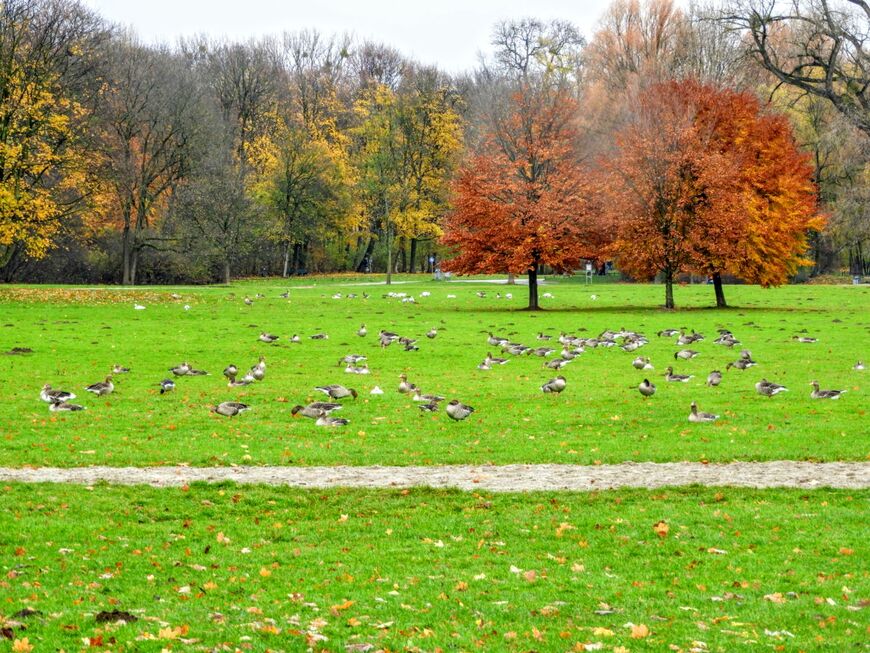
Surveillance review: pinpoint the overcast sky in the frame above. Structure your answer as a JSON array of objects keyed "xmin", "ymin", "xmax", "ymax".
[{"xmin": 81, "ymin": 0, "xmax": 619, "ymax": 73}]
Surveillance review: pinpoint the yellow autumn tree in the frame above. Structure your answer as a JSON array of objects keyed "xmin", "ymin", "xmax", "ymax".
[{"xmin": 0, "ymin": 0, "xmax": 102, "ymax": 267}]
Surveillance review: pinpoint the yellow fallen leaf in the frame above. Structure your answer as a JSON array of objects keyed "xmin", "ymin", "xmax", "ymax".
[
  {"xmin": 630, "ymin": 623, "xmax": 649, "ymax": 639},
  {"xmin": 12, "ymin": 638, "xmax": 33, "ymax": 653},
  {"xmin": 653, "ymin": 520, "xmax": 669, "ymax": 538}
]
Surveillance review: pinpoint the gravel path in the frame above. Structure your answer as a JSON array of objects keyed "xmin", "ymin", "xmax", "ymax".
[{"xmin": 1, "ymin": 461, "xmax": 867, "ymax": 491}]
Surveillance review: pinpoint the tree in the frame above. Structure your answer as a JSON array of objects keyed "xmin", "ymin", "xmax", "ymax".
[
  {"xmin": 722, "ymin": 0, "xmax": 870, "ymax": 136},
  {"xmin": 602, "ymin": 83, "xmax": 734, "ymax": 308},
  {"xmin": 93, "ymin": 39, "xmax": 199, "ymax": 285},
  {"xmin": 442, "ymin": 89, "xmax": 599, "ymax": 310},
  {"xmin": 249, "ymin": 113, "xmax": 352, "ymax": 277},
  {"xmin": 0, "ymin": 0, "xmax": 105, "ymax": 269},
  {"xmin": 603, "ymin": 80, "xmax": 822, "ymax": 308}
]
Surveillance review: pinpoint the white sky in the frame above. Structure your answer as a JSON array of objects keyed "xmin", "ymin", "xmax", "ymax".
[{"xmin": 82, "ymin": 0, "xmax": 619, "ymax": 73}]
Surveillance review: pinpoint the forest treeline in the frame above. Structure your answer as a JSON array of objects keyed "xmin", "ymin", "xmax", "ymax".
[{"xmin": 0, "ymin": 0, "xmax": 867, "ymax": 285}]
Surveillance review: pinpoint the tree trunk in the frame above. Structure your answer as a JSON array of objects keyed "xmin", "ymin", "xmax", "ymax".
[
  {"xmin": 527, "ymin": 263, "xmax": 540, "ymax": 310},
  {"xmin": 130, "ymin": 246, "xmax": 139, "ymax": 286},
  {"xmin": 223, "ymin": 259, "xmax": 231, "ymax": 285},
  {"xmin": 409, "ymin": 237, "xmax": 417, "ymax": 273},
  {"xmin": 122, "ymin": 225, "xmax": 132, "ymax": 285},
  {"xmin": 507, "ymin": 272, "xmax": 516, "ymax": 285},
  {"xmin": 293, "ymin": 242, "xmax": 305, "ymax": 274},
  {"xmin": 282, "ymin": 241, "xmax": 291, "ymax": 277},
  {"xmin": 355, "ymin": 237, "xmax": 374, "ymax": 273},
  {"xmin": 664, "ymin": 268, "xmax": 675, "ymax": 309},
  {"xmin": 713, "ymin": 272, "xmax": 727, "ymax": 308}
]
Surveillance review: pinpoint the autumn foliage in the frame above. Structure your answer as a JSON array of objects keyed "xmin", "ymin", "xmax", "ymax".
[
  {"xmin": 602, "ymin": 79, "xmax": 821, "ymax": 308},
  {"xmin": 442, "ymin": 90, "xmax": 601, "ymax": 309}
]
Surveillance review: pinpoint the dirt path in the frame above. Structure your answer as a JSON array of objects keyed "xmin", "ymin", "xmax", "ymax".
[{"xmin": 0, "ymin": 462, "xmax": 867, "ymax": 491}]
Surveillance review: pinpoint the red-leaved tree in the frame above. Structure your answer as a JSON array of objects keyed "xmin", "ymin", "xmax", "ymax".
[
  {"xmin": 441, "ymin": 89, "xmax": 602, "ymax": 310},
  {"xmin": 603, "ymin": 79, "xmax": 822, "ymax": 308}
]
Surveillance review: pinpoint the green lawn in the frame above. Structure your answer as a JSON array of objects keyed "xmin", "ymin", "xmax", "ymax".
[
  {"xmin": 1, "ymin": 278, "xmax": 867, "ymax": 467},
  {"xmin": 0, "ymin": 484, "xmax": 866, "ymax": 652}
]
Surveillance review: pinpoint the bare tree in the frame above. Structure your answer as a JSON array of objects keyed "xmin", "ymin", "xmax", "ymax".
[{"xmin": 722, "ymin": 0, "xmax": 870, "ymax": 136}]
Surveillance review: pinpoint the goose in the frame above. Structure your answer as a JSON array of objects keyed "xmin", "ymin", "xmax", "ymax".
[
  {"xmin": 541, "ymin": 376, "xmax": 567, "ymax": 393},
  {"xmin": 159, "ymin": 379, "xmax": 175, "ymax": 394},
  {"xmin": 476, "ymin": 291, "xmax": 486, "ymax": 298},
  {"xmin": 638, "ymin": 378, "xmax": 656, "ymax": 398},
  {"xmin": 310, "ymin": 333, "xmax": 329, "ymax": 340},
  {"xmin": 223, "ymin": 364, "xmax": 238, "ymax": 380},
  {"xmin": 485, "ymin": 352, "xmax": 509, "ymax": 365},
  {"xmin": 487, "ymin": 333, "xmax": 509, "ymax": 347},
  {"xmin": 357, "ymin": 324, "xmax": 367, "ymax": 337},
  {"xmin": 259, "ymin": 332, "xmax": 279, "ymax": 343},
  {"xmin": 314, "ymin": 385, "xmax": 358, "ymax": 400},
  {"xmin": 688, "ymin": 401, "xmax": 719, "ymax": 423},
  {"xmin": 253, "ymin": 356, "xmax": 266, "ymax": 373},
  {"xmin": 658, "ymin": 329, "xmax": 679, "ymax": 337},
  {"xmin": 227, "ymin": 373, "xmax": 251, "ymax": 387},
  {"xmin": 379, "ymin": 330, "xmax": 400, "ymax": 341},
  {"xmin": 40, "ymin": 384, "xmax": 76, "ymax": 404},
  {"xmin": 370, "ymin": 386, "xmax": 384, "ymax": 395},
  {"xmin": 706, "ymin": 370, "xmax": 723, "ymax": 387},
  {"xmin": 290, "ymin": 335, "xmax": 301, "ymax": 343},
  {"xmin": 169, "ymin": 362, "xmax": 191, "ymax": 377},
  {"xmin": 531, "ymin": 347, "xmax": 555, "ymax": 357},
  {"xmin": 170, "ymin": 293, "xmax": 182, "ymax": 300},
  {"xmin": 244, "ymin": 297, "xmax": 253, "ymax": 305},
  {"xmin": 315, "ymin": 411, "xmax": 349, "ymax": 427},
  {"xmin": 621, "ymin": 341, "xmax": 643, "ymax": 353},
  {"xmin": 212, "ymin": 401, "xmax": 249, "ymax": 417},
  {"xmin": 544, "ymin": 358, "xmax": 572, "ymax": 370},
  {"xmin": 291, "ymin": 402, "xmax": 342, "ymax": 419},
  {"xmin": 398, "ymin": 374, "xmax": 418, "ymax": 394},
  {"xmin": 853, "ymin": 361, "xmax": 864, "ymax": 371},
  {"xmin": 418, "ymin": 401, "xmax": 439, "ymax": 412},
  {"xmin": 674, "ymin": 349, "xmax": 700, "ymax": 360},
  {"xmin": 537, "ymin": 333, "xmax": 552, "ymax": 341},
  {"xmin": 403, "ymin": 340, "xmax": 419, "ymax": 351},
  {"xmin": 345, "ymin": 363, "xmax": 370, "ymax": 375},
  {"xmin": 446, "ymin": 399, "xmax": 475, "ymax": 421},
  {"xmin": 726, "ymin": 358, "xmax": 755, "ymax": 371},
  {"xmin": 755, "ymin": 379, "xmax": 788, "ymax": 397},
  {"xmin": 338, "ymin": 354, "xmax": 367, "ymax": 366},
  {"xmin": 420, "ymin": 291, "xmax": 430, "ymax": 297},
  {"xmin": 632, "ymin": 356, "xmax": 653, "ymax": 370},
  {"xmin": 664, "ymin": 367, "xmax": 693, "ymax": 382},
  {"xmin": 112, "ymin": 365, "xmax": 131, "ymax": 374},
  {"xmin": 49, "ymin": 401, "xmax": 86, "ymax": 412},
  {"xmin": 187, "ymin": 367, "xmax": 209, "ymax": 376},
  {"xmin": 279, "ymin": 290, "xmax": 289, "ymax": 299},
  {"xmin": 793, "ymin": 336, "xmax": 817, "ymax": 343},
  {"xmin": 85, "ymin": 376, "xmax": 114, "ymax": 396},
  {"xmin": 426, "ymin": 328, "xmax": 438, "ymax": 339},
  {"xmin": 809, "ymin": 381, "xmax": 846, "ymax": 399},
  {"xmin": 412, "ymin": 391, "xmax": 445, "ymax": 403},
  {"xmin": 477, "ymin": 361, "xmax": 492, "ymax": 370},
  {"xmin": 255, "ymin": 293, "xmax": 264, "ymax": 299}
]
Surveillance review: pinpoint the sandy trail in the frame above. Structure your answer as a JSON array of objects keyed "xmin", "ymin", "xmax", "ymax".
[{"xmin": 0, "ymin": 461, "xmax": 867, "ymax": 491}]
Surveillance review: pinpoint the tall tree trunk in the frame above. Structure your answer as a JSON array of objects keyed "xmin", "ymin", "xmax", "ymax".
[
  {"xmin": 713, "ymin": 272, "xmax": 727, "ymax": 308},
  {"xmin": 664, "ymin": 268, "xmax": 675, "ymax": 309},
  {"xmin": 409, "ymin": 237, "xmax": 417, "ymax": 273},
  {"xmin": 527, "ymin": 262, "xmax": 540, "ymax": 310},
  {"xmin": 130, "ymin": 246, "xmax": 139, "ymax": 286},
  {"xmin": 293, "ymin": 242, "xmax": 304, "ymax": 273},
  {"xmin": 282, "ymin": 241, "xmax": 291, "ymax": 277},
  {"xmin": 122, "ymin": 225, "xmax": 132, "ymax": 285},
  {"xmin": 223, "ymin": 259, "xmax": 231, "ymax": 285},
  {"xmin": 355, "ymin": 237, "xmax": 374, "ymax": 273},
  {"xmin": 507, "ymin": 272, "xmax": 516, "ymax": 285}
]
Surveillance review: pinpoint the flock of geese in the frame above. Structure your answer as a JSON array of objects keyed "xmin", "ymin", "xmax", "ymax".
[
  {"xmin": 37, "ymin": 290, "xmax": 862, "ymax": 428},
  {"xmin": 480, "ymin": 325, "xmax": 857, "ymax": 423}
]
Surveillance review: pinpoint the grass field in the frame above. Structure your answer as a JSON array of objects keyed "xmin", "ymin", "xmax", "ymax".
[
  {"xmin": 0, "ymin": 483, "xmax": 867, "ymax": 652},
  {"xmin": 1, "ymin": 277, "xmax": 868, "ymax": 467}
]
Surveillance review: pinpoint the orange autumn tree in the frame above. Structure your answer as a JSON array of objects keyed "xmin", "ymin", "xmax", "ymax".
[
  {"xmin": 442, "ymin": 89, "xmax": 600, "ymax": 310},
  {"xmin": 604, "ymin": 80, "xmax": 821, "ymax": 309},
  {"xmin": 682, "ymin": 82, "xmax": 822, "ymax": 307},
  {"xmin": 602, "ymin": 82, "xmax": 739, "ymax": 309}
]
